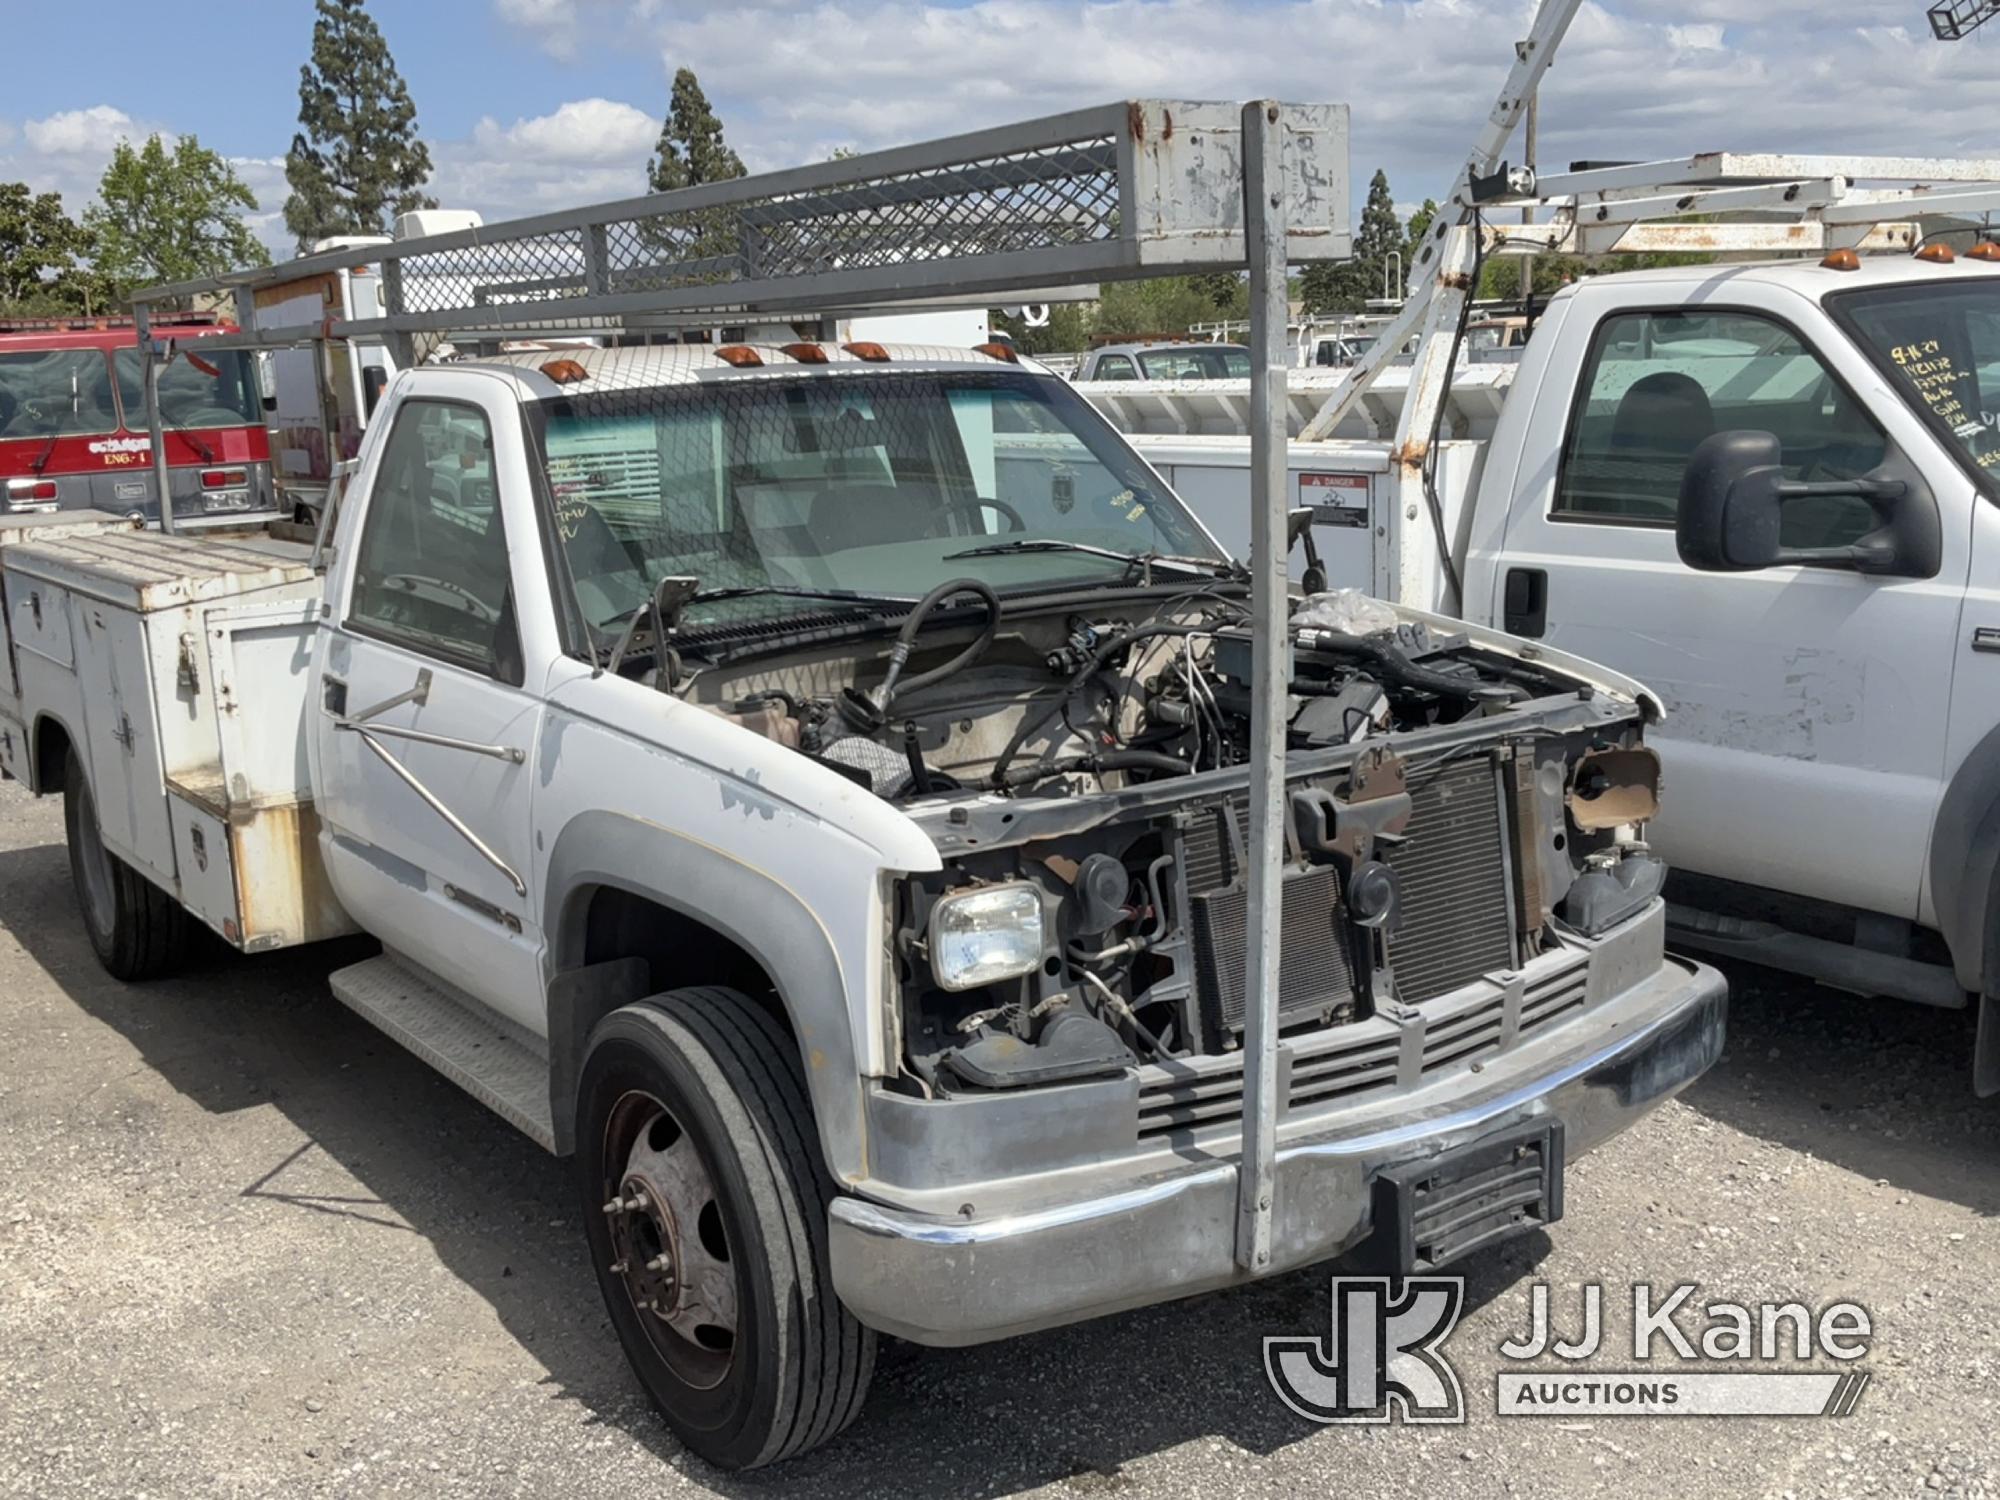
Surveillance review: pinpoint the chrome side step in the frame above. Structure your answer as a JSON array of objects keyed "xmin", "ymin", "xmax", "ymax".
[{"xmin": 328, "ymin": 952, "xmax": 555, "ymax": 1150}]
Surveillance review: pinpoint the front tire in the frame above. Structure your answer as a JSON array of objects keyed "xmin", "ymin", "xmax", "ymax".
[
  {"xmin": 576, "ymin": 987, "xmax": 874, "ymax": 1469},
  {"xmin": 63, "ymin": 755, "xmax": 189, "ymax": 980}
]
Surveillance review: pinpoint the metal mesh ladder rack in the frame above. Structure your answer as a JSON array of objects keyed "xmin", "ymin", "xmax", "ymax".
[{"xmin": 134, "ymin": 100, "xmax": 1350, "ymax": 349}]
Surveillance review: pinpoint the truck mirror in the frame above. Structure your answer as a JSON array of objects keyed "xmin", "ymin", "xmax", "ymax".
[
  {"xmin": 1675, "ymin": 430, "xmax": 1787, "ymax": 572},
  {"xmin": 361, "ymin": 365, "xmax": 389, "ymax": 417},
  {"xmin": 1287, "ymin": 505, "xmax": 1328, "ymax": 594}
]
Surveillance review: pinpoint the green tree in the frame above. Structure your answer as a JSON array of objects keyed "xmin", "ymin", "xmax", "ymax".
[
  {"xmin": 1301, "ymin": 167, "xmax": 1400, "ymax": 315},
  {"xmin": 649, "ymin": 67, "xmax": 745, "ymax": 193},
  {"xmin": 0, "ymin": 184, "xmax": 106, "ymax": 313},
  {"xmin": 1403, "ymin": 197, "xmax": 1440, "ymax": 274},
  {"xmin": 283, "ymin": 0, "xmax": 435, "ymax": 250},
  {"xmin": 85, "ymin": 134, "xmax": 269, "ymax": 300}
]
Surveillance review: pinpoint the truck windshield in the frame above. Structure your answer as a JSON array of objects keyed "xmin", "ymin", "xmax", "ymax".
[
  {"xmin": 533, "ymin": 367, "xmax": 1226, "ymax": 634},
  {"xmin": 113, "ymin": 344, "xmax": 263, "ymax": 430},
  {"xmin": 1137, "ymin": 346, "xmax": 1251, "ymax": 379},
  {"xmin": 1830, "ymin": 280, "xmax": 2000, "ymax": 496},
  {"xmin": 0, "ymin": 349, "xmax": 118, "ymax": 439}
]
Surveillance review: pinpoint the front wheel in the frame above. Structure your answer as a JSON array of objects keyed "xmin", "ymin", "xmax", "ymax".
[
  {"xmin": 576, "ymin": 987, "xmax": 874, "ymax": 1469},
  {"xmin": 63, "ymin": 755, "xmax": 189, "ymax": 981}
]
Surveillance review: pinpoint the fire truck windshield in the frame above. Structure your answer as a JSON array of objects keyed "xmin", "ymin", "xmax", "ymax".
[
  {"xmin": 0, "ymin": 350, "xmax": 119, "ymax": 439},
  {"xmin": 113, "ymin": 345, "xmax": 262, "ymax": 429}
]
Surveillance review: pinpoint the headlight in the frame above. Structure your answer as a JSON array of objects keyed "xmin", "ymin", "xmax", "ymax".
[{"xmin": 928, "ymin": 883, "xmax": 1044, "ymax": 991}]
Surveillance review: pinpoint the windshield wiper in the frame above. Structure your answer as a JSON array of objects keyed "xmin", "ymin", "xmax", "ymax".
[
  {"xmin": 943, "ymin": 537, "xmax": 1241, "ymax": 582},
  {"xmin": 687, "ymin": 583, "xmax": 918, "ymax": 609}
]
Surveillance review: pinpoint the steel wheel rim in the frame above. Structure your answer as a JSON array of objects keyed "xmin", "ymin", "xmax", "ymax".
[
  {"xmin": 72, "ymin": 777, "xmax": 115, "ymax": 937},
  {"xmin": 602, "ymin": 1089, "xmax": 739, "ymax": 1390}
]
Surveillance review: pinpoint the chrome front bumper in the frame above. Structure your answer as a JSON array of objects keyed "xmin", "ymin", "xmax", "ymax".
[{"xmin": 829, "ymin": 952, "xmax": 1726, "ymax": 1346}]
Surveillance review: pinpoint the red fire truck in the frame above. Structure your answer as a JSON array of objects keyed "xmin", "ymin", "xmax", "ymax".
[{"xmin": 0, "ymin": 312, "xmax": 276, "ymax": 526}]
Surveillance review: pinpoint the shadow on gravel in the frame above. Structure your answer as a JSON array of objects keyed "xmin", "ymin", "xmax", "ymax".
[
  {"xmin": 1678, "ymin": 956, "xmax": 2000, "ymax": 1218},
  {"xmin": 0, "ymin": 834, "xmax": 1549, "ymax": 1497}
]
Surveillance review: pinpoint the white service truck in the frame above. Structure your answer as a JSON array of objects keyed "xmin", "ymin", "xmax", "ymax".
[{"xmin": 0, "ymin": 185, "xmax": 1725, "ymax": 1465}]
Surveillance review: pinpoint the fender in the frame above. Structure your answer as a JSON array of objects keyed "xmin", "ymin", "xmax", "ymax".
[
  {"xmin": 25, "ymin": 708, "xmax": 82, "ymax": 796},
  {"xmin": 1926, "ymin": 721, "xmax": 2000, "ymax": 1095},
  {"xmin": 543, "ymin": 808, "xmax": 871, "ymax": 1181}
]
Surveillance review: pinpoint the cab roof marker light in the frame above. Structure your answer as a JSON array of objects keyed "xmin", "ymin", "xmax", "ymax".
[
  {"xmin": 780, "ymin": 342, "xmax": 830, "ymax": 363},
  {"xmin": 974, "ymin": 341, "xmax": 1019, "ymax": 363},
  {"xmin": 715, "ymin": 345, "xmax": 764, "ymax": 367},
  {"xmin": 1819, "ymin": 248, "xmax": 1862, "ymax": 272},
  {"xmin": 842, "ymin": 342, "xmax": 891, "ymax": 362},
  {"xmin": 540, "ymin": 358, "xmax": 589, "ymax": 384},
  {"xmin": 1915, "ymin": 242, "xmax": 1957, "ymax": 264},
  {"xmin": 1967, "ymin": 241, "xmax": 2000, "ymax": 263}
]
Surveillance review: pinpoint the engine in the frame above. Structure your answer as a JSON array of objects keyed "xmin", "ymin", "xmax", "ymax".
[{"xmin": 672, "ymin": 585, "xmax": 1666, "ymax": 1098}]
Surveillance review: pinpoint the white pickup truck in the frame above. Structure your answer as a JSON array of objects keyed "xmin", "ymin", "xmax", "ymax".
[
  {"xmin": 0, "ymin": 336, "xmax": 1724, "ymax": 1466},
  {"xmin": 1090, "ymin": 248, "xmax": 2000, "ymax": 1091}
]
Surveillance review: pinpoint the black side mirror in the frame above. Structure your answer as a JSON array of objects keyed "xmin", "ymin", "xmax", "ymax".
[
  {"xmin": 1676, "ymin": 429, "xmax": 1914, "ymax": 575},
  {"xmin": 361, "ymin": 365, "xmax": 389, "ymax": 417}
]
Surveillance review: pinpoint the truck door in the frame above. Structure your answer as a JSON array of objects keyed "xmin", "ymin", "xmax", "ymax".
[
  {"xmin": 312, "ymin": 388, "xmax": 547, "ymax": 1028},
  {"xmin": 1480, "ymin": 297, "xmax": 1968, "ymax": 920}
]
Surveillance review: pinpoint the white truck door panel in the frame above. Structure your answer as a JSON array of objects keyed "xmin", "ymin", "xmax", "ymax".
[
  {"xmin": 1487, "ymin": 292, "xmax": 1968, "ymax": 919},
  {"xmin": 312, "ymin": 390, "xmax": 549, "ymax": 1031}
]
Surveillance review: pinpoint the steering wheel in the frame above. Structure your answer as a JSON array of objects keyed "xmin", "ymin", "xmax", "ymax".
[
  {"xmin": 381, "ymin": 573, "xmax": 501, "ymax": 624},
  {"xmin": 932, "ymin": 497, "xmax": 1025, "ymax": 535}
]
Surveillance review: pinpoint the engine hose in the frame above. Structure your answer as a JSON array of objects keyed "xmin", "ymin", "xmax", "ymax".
[
  {"xmin": 1000, "ymin": 748, "xmax": 1193, "ymax": 790},
  {"xmin": 989, "ymin": 622, "xmax": 1199, "ymax": 787},
  {"xmin": 885, "ymin": 576, "xmax": 1001, "ymax": 701},
  {"xmin": 1295, "ymin": 629, "xmax": 1485, "ymax": 700}
]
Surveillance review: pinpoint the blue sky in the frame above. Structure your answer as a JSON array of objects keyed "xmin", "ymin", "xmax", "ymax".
[{"xmin": 2, "ymin": 0, "xmax": 1995, "ymax": 256}]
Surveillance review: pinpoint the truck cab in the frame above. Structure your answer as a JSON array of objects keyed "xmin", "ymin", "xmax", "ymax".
[{"xmin": 1467, "ymin": 253, "xmax": 2000, "ymax": 1082}]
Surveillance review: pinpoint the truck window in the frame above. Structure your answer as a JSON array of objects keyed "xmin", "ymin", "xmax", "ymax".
[
  {"xmin": 1553, "ymin": 309, "xmax": 1889, "ymax": 548},
  {"xmin": 0, "ymin": 350, "xmax": 118, "ymax": 440},
  {"xmin": 113, "ymin": 345, "xmax": 263, "ymax": 429},
  {"xmin": 1829, "ymin": 280, "xmax": 2000, "ymax": 500},
  {"xmin": 1091, "ymin": 355, "xmax": 1137, "ymax": 381},
  {"xmin": 348, "ymin": 399, "xmax": 519, "ymax": 679}
]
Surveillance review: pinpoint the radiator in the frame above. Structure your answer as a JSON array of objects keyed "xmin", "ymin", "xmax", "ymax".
[{"xmin": 1384, "ymin": 757, "xmax": 1517, "ymax": 1001}]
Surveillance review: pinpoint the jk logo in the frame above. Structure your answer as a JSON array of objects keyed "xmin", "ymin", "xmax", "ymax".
[{"xmin": 1264, "ymin": 1277, "xmax": 1467, "ymax": 1424}]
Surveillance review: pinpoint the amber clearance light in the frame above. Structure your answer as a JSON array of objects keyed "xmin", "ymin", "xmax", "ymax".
[
  {"xmin": 540, "ymin": 358, "xmax": 589, "ymax": 384},
  {"xmin": 1915, "ymin": 242, "xmax": 1957, "ymax": 264},
  {"xmin": 1968, "ymin": 241, "xmax": 2000, "ymax": 263},
  {"xmin": 1819, "ymin": 248, "xmax": 1862, "ymax": 272},
  {"xmin": 715, "ymin": 345, "xmax": 765, "ymax": 367},
  {"xmin": 779, "ymin": 342, "xmax": 830, "ymax": 363},
  {"xmin": 974, "ymin": 341, "xmax": 1019, "ymax": 363},
  {"xmin": 842, "ymin": 342, "xmax": 891, "ymax": 362}
]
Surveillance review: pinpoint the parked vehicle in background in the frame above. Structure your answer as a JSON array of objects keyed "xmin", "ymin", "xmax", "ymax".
[
  {"xmin": 1075, "ymin": 340, "xmax": 1251, "ymax": 380},
  {"xmin": 0, "ymin": 314, "xmax": 276, "ymax": 527}
]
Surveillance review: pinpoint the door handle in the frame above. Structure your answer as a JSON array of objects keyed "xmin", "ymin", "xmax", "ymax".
[{"xmin": 1503, "ymin": 567, "xmax": 1548, "ymax": 638}]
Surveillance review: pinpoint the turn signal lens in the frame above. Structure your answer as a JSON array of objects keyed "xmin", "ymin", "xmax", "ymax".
[
  {"xmin": 540, "ymin": 358, "xmax": 589, "ymax": 384},
  {"xmin": 1915, "ymin": 242, "xmax": 1956, "ymax": 264},
  {"xmin": 973, "ymin": 341, "xmax": 1019, "ymax": 362},
  {"xmin": 715, "ymin": 345, "xmax": 764, "ymax": 367},
  {"xmin": 199, "ymin": 468, "xmax": 247, "ymax": 489},
  {"xmin": 779, "ymin": 342, "xmax": 829, "ymax": 363},
  {"xmin": 842, "ymin": 342, "xmax": 891, "ymax": 362},
  {"xmin": 1819, "ymin": 248, "xmax": 1862, "ymax": 272}
]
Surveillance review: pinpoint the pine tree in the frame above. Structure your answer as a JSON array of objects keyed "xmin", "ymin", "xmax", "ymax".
[
  {"xmin": 1301, "ymin": 168, "xmax": 1401, "ymax": 315},
  {"xmin": 648, "ymin": 68, "xmax": 745, "ymax": 193},
  {"xmin": 283, "ymin": 0, "xmax": 436, "ymax": 250}
]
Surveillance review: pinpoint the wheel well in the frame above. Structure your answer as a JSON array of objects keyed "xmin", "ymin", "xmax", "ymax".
[
  {"xmin": 32, "ymin": 716, "xmax": 72, "ymax": 797},
  {"xmin": 546, "ymin": 884, "xmax": 797, "ymax": 1155}
]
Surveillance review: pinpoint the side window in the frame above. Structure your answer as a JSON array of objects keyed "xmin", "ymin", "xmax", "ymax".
[
  {"xmin": 348, "ymin": 400, "xmax": 520, "ymax": 678},
  {"xmin": 1555, "ymin": 310, "xmax": 1890, "ymax": 547},
  {"xmin": 1092, "ymin": 355, "xmax": 1137, "ymax": 381}
]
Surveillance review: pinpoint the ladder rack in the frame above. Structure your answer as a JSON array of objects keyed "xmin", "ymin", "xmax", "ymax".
[{"xmin": 134, "ymin": 100, "xmax": 1350, "ymax": 354}]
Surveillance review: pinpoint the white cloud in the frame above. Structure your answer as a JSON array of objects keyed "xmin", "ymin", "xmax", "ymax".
[
  {"xmin": 23, "ymin": 105, "xmax": 143, "ymax": 157},
  {"xmin": 467, "ymin": 98, "xmax": 658, "ymax": 165}
]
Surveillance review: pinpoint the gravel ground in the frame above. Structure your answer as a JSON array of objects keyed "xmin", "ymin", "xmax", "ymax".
[{"xmin": 0, "ymin": 775, "xmax": 1993, "ymax": 1500}]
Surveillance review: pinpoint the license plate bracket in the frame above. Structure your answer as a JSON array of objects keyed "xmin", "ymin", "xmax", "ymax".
[{"xmin": 1365, "ymin": 1119, "xmax": 1564, "ymax": 1274}]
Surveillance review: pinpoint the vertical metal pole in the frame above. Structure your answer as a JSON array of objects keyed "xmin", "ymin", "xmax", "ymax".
[
  {"xmin": 1520, "ymin": 86, "xmax": 1539, "ymax": 306},
  {"xmin": 134, "ymin": 304, "xmax": 177, "ymax": 535},
  {"xmin": 1235, "ymin": 100, "xmax": 1290, "ymax": 1275}
]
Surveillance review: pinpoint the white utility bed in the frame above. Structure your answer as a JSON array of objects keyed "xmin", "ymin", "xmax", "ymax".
[{"xmin": 0, "ymin": 516, "xmax": 355, "ymax": 951}]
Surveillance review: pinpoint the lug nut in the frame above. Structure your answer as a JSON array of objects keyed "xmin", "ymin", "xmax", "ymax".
[
  {"xmin": 609, "ymin": 1260, "xmax": 628, "ymax": 1275},
  {"xmin": 646, "ymin": 1255, "xmax": 670, "ymax": 1273}
]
